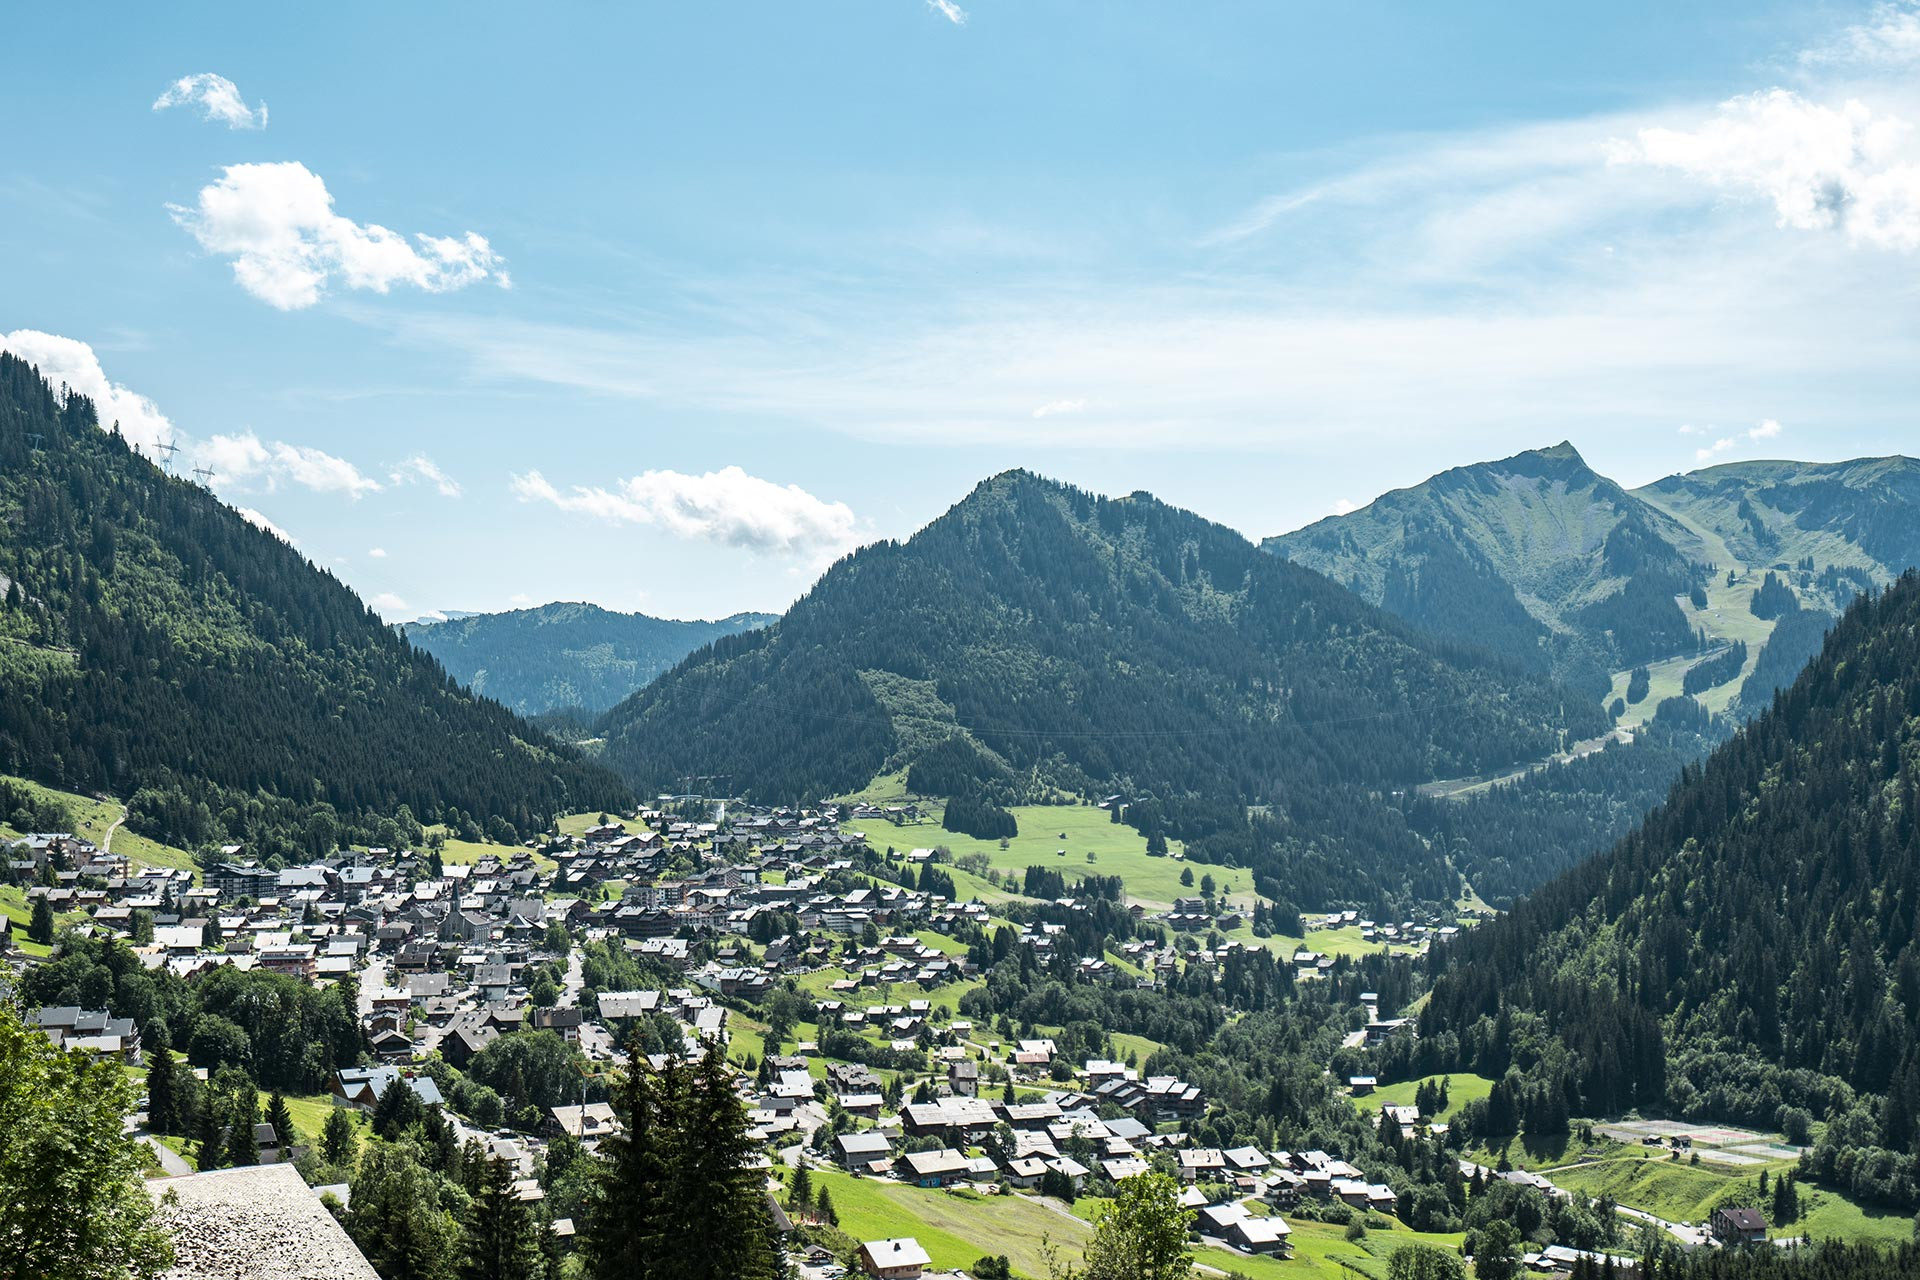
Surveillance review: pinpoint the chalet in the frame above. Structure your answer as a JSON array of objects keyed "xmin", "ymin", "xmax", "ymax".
[
  {"xmin": 835, "ymin": 1131, "xmax": 894, "ymax": 1172},
  {"xmin": 858, "ymin": 1237, "xmax": 931, "ymax": 1280},
  {"xmin": 549, "ymin": 1103, "xmax": 620, "ymax": 1146},
  {"xmin": 1709, "ymin": 1207, "xmax": 1768, "ymax": 1247},
  {"xmin": 332, "ymin": 1066, "xmax": 444, "ymax": 1112},
  {"xmin": 900, "ymin": 1148, "xmax": 970, "ymax": 1188}
]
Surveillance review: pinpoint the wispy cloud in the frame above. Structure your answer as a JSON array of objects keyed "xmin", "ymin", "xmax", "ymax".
[
  {"xmin": 1801, "ymin": 2, "xmax": 1920, "ymax": 67},
  {"xmin": 368, "ymin": 591, "xmax": 409, "ymax": 618},
  {"xmin": 388, "ymin": 453, "xmax": 462, "ymax": 497},
  {"xmin": 1032, "ymin": 398, "xmax": 1085, "ymax": 419},
  {"xmin": 368, "ymin": 547, "xmax": 388, "ymax": 559},
  {"xmin": 1694, "ymin": 418, "xmax": 1787, "ymax": 463},
  {"xmin": 511, "ymin": 465, "xmax": 859, "ymax": 558},
  {"xmin": 927, "ymin": 0, "xmax": 967, "ymax": 25},
  {"xmin": 170, "ymin": 161, "xmax": 508, "ymax": 310},
  {"xmin": 152, "ymin": 73, "xmax": 268, "ymax": 130}
]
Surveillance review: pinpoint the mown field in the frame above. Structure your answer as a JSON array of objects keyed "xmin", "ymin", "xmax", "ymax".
[
  {"xmin": 1351, "ymin": 1073, "xmax": 1496, "ymax": 1124},
  {"xmin": 799, "ymin": 1167, "xmax": 1467, "ymax": 1280}
]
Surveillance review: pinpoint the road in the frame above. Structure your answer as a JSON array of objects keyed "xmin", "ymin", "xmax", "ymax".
[{"xmin": 140, "ymin": 1133, "xmax": 194, "ymax": 1176}]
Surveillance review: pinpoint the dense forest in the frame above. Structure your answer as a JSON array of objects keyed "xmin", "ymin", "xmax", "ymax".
[
  {"xmin": 0, "ymin": 354, "xmax": 629, "ymax": 855},
  {"xmin": 599, "ymin": 470, "xmax": 1606, "ymax": 910},
  {"xmin": 1421, "ymin": 573, "xmax": 1920, "ymax": 1209},
  {"xmin": 1265, "ymin": 443, "xmax": 1710, "ymax": 696},
  {"xmin": 404, "ymin": 602, "xmax": 773, "ymax": 717}
]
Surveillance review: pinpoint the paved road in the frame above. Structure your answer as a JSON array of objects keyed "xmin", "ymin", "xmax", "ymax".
[{"xmin": 139, "ymin": 1132, "xmax": 194, "ymax": 1177}]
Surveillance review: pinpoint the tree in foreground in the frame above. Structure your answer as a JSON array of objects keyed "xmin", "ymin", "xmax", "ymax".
[
  {"xmin": 321, "ymin": 1106, "xmax": 359, "ymax": 1166},
  {"xmin": 583, "ymin": 1039, "xmax": 779, "ymax": 1280},
  {"xmin": 1474, "ymin": 1220, "xmax": 1522, "ymax": 1280},
  {"xmin": 1387, "ymin": 1242, "xmax": 1465, "ymax": 1280},
  {"xmin": 1079, "ymin": 1171, "xmax": 1193, "ymax": 1280},
  {"xmin": 264, "ymin": 1092, "xmax": 296, "ymax": 1161},
  {"xmin": 0, "ymin": 1001, "xmax": 174, "ymax": 1279},
  {"xmin": 460, "ymin": 1155, "xmax": 543, "ymax": 1280}
]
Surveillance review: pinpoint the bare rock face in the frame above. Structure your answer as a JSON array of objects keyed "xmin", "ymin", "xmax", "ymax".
[{"xmin": 148, "ymin": 1164, "xmax": 380, "ymax": 1280}]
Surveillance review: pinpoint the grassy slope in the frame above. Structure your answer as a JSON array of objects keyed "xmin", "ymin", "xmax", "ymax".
[
  {"xmin": 0, "ymin": 774, "xmax": 199, "ymax": 879},
  {"xmin": 808, "ymin": 1169, "xmax": 1464, "ymax": 1280},
  {"xmin": 1352, "ymin": 1073, "xmax": 1497, "ymax": 1124}
]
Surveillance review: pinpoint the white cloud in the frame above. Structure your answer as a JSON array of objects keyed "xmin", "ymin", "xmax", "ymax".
[
  {"xmin": 1330, "ymin": 498, "xmax": 1361, "ymax": 516},
  {"xmin": 927, "ymin": 0, "xmax": 967, "ymax": 24},
  {"xmin": 388, "ymin": 453, "xmax": 461, "ymax": 497},
  {"xmin": 1609, "ymin": 89, "xmax": 1920, "ymax": 251},
  {"xmin": 368, "ymin": 592, "xmax": 409, "ymax": 618},
  {"xmin": 1033, "ymin": 398, "xmax": 1086, "ymax": 419},
  {"xmin": 152, "ymin": 73, "xmax": 268, "ymax": 130},
  {"xmin": 512, "ymin": 465, "xmax": 859, "ymax": 557},
  {"xmin": 1802, "ymin": 3, "xmax": 1920, "ymax": 67},
  {"xmin": 508, "ymin": 593, "xmax": 533, "ymax": 606},
  {"xmin": 189, "ymin": 429, "xmax": 382, "ymax": 499},
  {"xmin": 1695, "ymin": 418, "xmax": 1786, "ymax": 462},
  {"xmin": 0, "ymin": 329, "xmax": 176, "ymax": 453},
  {"xmin": 169, "ymin": 161, "xmax": 507, "ymax": 310},
  {"xmin": 236, "ymin": 507, "xmax": 294, "ymax": 544},
  {"xmin": 368, "ymin": 547, "xmax": 388, "ymax": 559}
]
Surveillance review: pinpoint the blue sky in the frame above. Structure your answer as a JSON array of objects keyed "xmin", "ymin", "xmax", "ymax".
[{"xmin": 5, "ymin": 2, "xmax": 1919, "ymax": 620}]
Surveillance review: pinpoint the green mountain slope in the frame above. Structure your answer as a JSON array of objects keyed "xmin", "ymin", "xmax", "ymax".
[
  {"xmin": 1421, "ymin": 572, "xmax": 1920, "ymax": 1210},
  {"xmin": 0, "ymin": 353, "xmax": 630, "ymax": 857},
  {"xmin": 404, "ymin": 602, "xmax": 774, "ymax": 716},
  {"xmin": 1264, "ymin": 442, "xmax": 1709, "ymax": 696},
  {"xmin": 597, "ymin": 470, "xmax": 1607, "ymax": 909}
]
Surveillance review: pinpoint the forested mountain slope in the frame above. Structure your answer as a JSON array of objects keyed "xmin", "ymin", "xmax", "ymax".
[
  {"xmin": 1264, "ymin": 443, "xmax": 1709, "ymax": 696},
  {"xmin": 599, "ymin": 470, "xmax": 1606, "ymax": 909},
  {"xmin": 1420, "ymin": 572, "xmax": 1920, "ymax": 1209},
  {"xmin": 404, "ymin": 602, "xmax": 774, "ymax": 716},
  {"xmin": 0, "ymin": 354, "xmax": 629, "ymax": 856}
]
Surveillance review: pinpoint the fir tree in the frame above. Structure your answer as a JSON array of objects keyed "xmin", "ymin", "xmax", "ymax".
[
  {"xmin": 321, "ymin": 1107, "xmax": 358, "ymax": 1166},
  {"xmin": 144, "ymin": 1027, "xmax": 177, "ymax": 1137},
  {"xmin": 264, "ymin": 1093, "xmax": 295, "ymax": 1161},
  {"xmin": 223, "ymin": 1088, "xmax": 260, "ymax": 1167},
  {"xmin": 460, "ymin": 1155, "xmax": 542, "ymax": 1280},
  {"xmin": 28, "ymin": 895, "xmax": 54, "ymax": 946}
]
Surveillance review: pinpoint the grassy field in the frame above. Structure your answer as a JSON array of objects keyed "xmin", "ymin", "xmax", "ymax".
[
  {"xmin": 1548, "ymin": 1153, "xmax": 1753, "ymax": 1225},
  {"xmin": 0, "ymin": 774, "xmax": 199, "ymax": 880},
  {"xmin": 430, "ymin": 827, "xmax": 558, "ymax": 874},
  {"xmin": 805, "ymin": 1169, "xmax": 1090, "ymax": 1277},
  {"xmin": 0, "ymin": 883, "xmax": 72, "ymax": 956},
  {"xmin": 1353, "ymin": 1074, "xmax": 1496, "ymax": 1124},
  {"xmin": 801, "ymin": 1167, "xmax": 1469, "ymax": 1280}
]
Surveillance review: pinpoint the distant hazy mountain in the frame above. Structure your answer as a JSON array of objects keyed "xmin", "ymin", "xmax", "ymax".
[
  {"xmin": 405, "ymin": 602, "xmax": 775, "ymax": 716},
  {"xmin": 1266, "ymin": 444, "xmax": 1920, "ymax": 717},
  {"xmin": 597, "ymin": 469, "xmax": 1607, "ymax": 909},
  {"xmin": 0, "ymin": 354, "xmax": 628, "ymax": 853}
]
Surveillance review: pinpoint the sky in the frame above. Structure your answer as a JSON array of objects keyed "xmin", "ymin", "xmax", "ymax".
[{"xmin": 5, "ymin": 2, "xmax": 1920, "ymax": 621}]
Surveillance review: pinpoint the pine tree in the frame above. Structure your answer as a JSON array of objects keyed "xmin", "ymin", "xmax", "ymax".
[
  {"xmin": 28, "ymin": 895, "xmax": 55, "ymax": 946},
  {"xmin": 196, "ymin": 1104, "xmax": 224, "ymax": 1171},
  {"xmin": 264, "ymin": 1093, "xmax": 295, "ymax": 1161},
  {"xmin": 460, "ymin": 1155, "xmax": 542, "ymax": 1280},
  {"xmin": 788, "ymin": 1163, "xmax": 813, "ymax": 1212},
  {"xmin": 814, "ymin": 1186, "xmax": 836, "ymax": 1227},
  {"xmin": 146, "ymin": 1046, "xmax": 177, "ymax": 1137},
  {"xmin": 672, "ymin": 1043, "xmax": 777, "ymax": 1280},
  {"xmin": 321, "ymin": 1107, "xmax": 358, "ymax": 1166},
  {"xmin": 583, "ymin": 1046, "xmax": 678, "ymax": 1279},
  {"xmin": 224, "ymin": 1088, "xmax": 260, "ymax": 1167}
]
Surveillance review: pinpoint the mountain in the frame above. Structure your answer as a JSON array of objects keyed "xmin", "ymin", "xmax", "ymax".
[
  {"xmin": 597, "ymin": 470, "xmax": 1608, "ymax": 910},
  {"xmin": 1263, "ymin": 443, "xmax": 1710, "ymax": 697},
  {"xmin": 1265, "ymin": 445, "xmax": 1920, "ymax": 724},
  {"xmin": 1420, "ymin": 571, "xmax": 1920, "ymax": 1209},
  {"xmin": 404, "ymin": 602, "xmax": 775, "ymax": 716},
  {"xmin": 0, "ymin": 353, "xmax": 630, "ymax": 857}
]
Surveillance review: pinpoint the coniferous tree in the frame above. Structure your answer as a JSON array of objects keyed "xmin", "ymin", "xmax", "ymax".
[
  {"xmin": 264, "ymin": 1093, "xmax": 295, "ymax": 1161},
  {"xmin": 28, "ymin": 895, "xmax": 54, "ymax": 946},
  {"xmin": 223, "ymin": 1087, "xmax": 260, "ymax": 1167},
  {"xmin": 195, "ymin": 1104, "xmax": 224, "ymax": 1171},
  {"xmin": 321, "ymin": 1107, "xmax": 358, "ymax": 1167},
  {"xmin": 144, "ymin": 1027, "xmax": 177, "ymax": 1137},
  {"xmin": 460, "ymin": 1155, "xmax": 542, "ymax": 1280}
]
